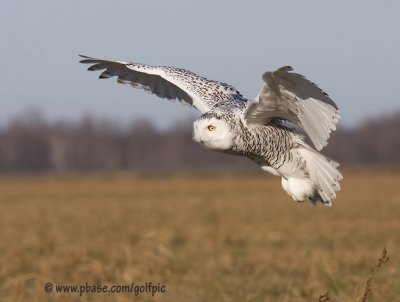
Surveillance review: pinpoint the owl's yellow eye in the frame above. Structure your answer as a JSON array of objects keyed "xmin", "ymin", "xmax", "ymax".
[{"xmin": 207, "ymin": 125, "xmax": 216, "ymax": 131}]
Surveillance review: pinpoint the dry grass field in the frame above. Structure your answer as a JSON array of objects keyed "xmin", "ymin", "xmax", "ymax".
[{"xmin": 0, "ymin": 170, "xmax": 399, "ymax": 301}]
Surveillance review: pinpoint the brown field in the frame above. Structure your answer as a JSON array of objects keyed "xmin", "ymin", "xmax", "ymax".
[{"xmin": 0, "ymin": 170, "xmax": 399, "ymax": 301}]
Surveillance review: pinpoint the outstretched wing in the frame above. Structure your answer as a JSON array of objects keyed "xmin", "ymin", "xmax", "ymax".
[
  {"xmin": 244, "ymin": 66, "xmax": 340, "ymax": 151},
  {"xmin": 79, "ymin": 55, "xmax": 243, "ymax": 113}
]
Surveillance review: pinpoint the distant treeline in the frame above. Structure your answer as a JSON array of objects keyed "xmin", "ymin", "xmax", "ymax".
[{"xmin": 0, "ymin": 110, "xmax": 399, "ymax": 172}]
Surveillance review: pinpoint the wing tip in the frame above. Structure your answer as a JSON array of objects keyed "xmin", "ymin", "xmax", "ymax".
[
  {"xmin": 79, "ymin": 55, "xmax": 97, "ymax": 64},
  {"xmin": 276, "ymin": 65, "xmax": 294, "ymax": 73},
  {"xmin": 99, "ymin": 71, "xmax": 112, "ymax": 79}
]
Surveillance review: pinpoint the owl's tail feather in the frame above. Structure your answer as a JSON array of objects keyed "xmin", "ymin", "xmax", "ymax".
[{"xmin": 299, "ymin": 145, "xmax": 343, "ymax": 207}]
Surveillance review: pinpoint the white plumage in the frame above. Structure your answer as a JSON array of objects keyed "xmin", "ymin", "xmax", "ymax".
[
  {"xmin": 80, "ymin": 55, "xmax": 342, "ymax": 207},
  {"xmin": 246, "ymin": 66, "xmax": 340, "ymax": 151}
]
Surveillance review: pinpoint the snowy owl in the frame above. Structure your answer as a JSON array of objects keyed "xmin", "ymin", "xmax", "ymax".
[{"xmin": 80, "ymin": 55, "xmax": 342, "ymax": 207}]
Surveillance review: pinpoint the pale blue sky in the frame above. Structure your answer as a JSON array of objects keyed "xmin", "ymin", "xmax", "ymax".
[{"xmin": 1, "ymin": 0, "xmax": 399, "ymax": 128}]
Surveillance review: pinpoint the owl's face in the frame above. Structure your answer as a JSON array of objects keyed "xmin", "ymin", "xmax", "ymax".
[{"xmin": 193, "ymin": 115, "xmax": 236, "ymax": 151}]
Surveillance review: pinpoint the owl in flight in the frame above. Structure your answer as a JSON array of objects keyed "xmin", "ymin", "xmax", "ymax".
[{"xmin": 80, "ymin": 55, "xmax": 342, "ymax": 207}]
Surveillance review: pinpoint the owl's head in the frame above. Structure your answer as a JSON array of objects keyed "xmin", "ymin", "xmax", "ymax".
[{"xmin": 193, "ymin": 113, "xmax": 236, "ymax": 151}]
